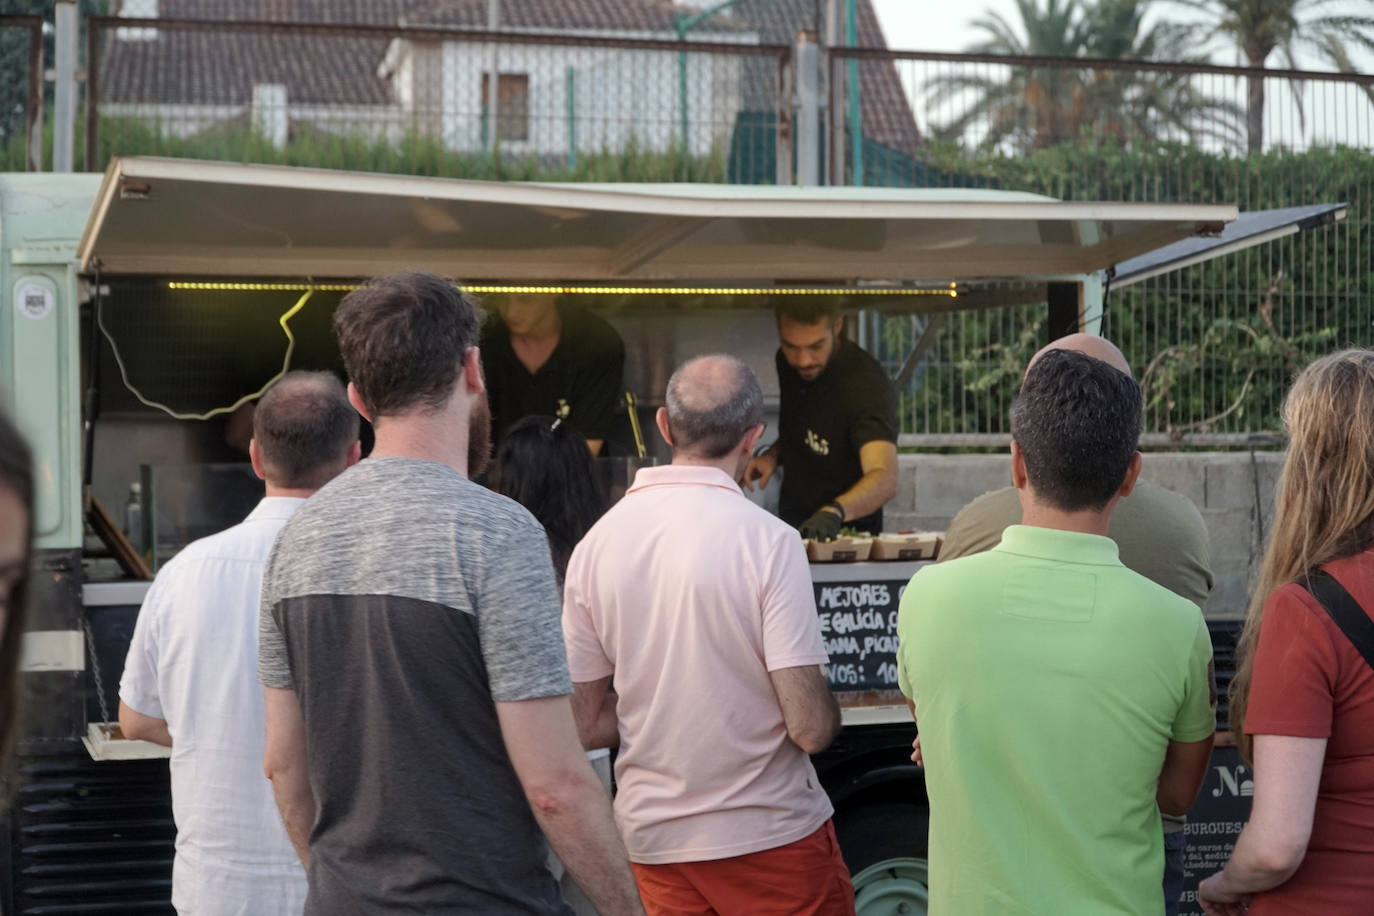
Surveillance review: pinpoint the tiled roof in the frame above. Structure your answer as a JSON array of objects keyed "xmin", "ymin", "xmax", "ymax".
[
  {"xmin": 100, "ymin": 0, "xmax": 403, "ymax": 105},
  {"xmin": 406, "ymin": 0, "xmax": 746, "ymax": 33},
  {"xmin": 99, "ymin": 0, "xmax": 919, "ymax": 151},
  {"xmin": 732, "ymin": 0, "xmax": 920, "ymax": 150}
]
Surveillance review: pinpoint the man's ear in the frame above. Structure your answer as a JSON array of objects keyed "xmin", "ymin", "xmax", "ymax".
[
  {"xmin": 248, "ymin": 438, "xmax": 267, "ymax": 481},
  {"xmin": 831, "ymin": 315, "xmax": 844, "ymax": 337},
  {"xmin": 345, "ymin": 439, "xmax": 362, "ymax": 469},
  {"xmin": 655, "ymin": 407, "xmax": 674, "ymax": 447},
  {"xmin": 741, "ymin": 423, "xmax": 765, "ymax": 456},
  {"xmin": 463, "ymin": 347, "xmax": 486, "ymax": 395},
  {"xmin": 1118, "ymin": 451, "xmax": 1143, "ymax": 499},
  {"xmin": 346, "ymin": 383, "xmax": 373, "ymax": 423},
  {"xmin": 1010, "ymin": 440, "xmax": 1029, "ymax": 491}
]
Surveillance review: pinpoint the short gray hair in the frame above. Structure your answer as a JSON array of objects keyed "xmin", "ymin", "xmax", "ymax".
[
  {"xmin": 253, "ymin": 371, "xmax": 359, "ymax": 489},
  {"xmin": 665, "ymin": 355, "xmax": 763, "ymax": 459}
]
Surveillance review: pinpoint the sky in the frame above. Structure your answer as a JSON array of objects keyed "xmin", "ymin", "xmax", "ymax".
[
  {"xmin": 871, "ymin": 0, "xmax": 1374, "ymax": 70},
  {"xmin": 868, "ymin": 0, "xmax": 1374, "ymax": 150}
]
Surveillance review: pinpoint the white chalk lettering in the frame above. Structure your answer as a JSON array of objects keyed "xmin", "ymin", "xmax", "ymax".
[
  {"xmin": 825, "ymin": 636, "xmax": 860, "ymax": 656},
  {"xmin": 818, "ymin": 584, "xmax": 892, "ymax": 610},
  {"xmin": 828, "ymin": 664, "xmax": 860, "ymax": 686},
  {"xmin": 859, "ymin": 634, "xmax": 899, "ymax": 660}
]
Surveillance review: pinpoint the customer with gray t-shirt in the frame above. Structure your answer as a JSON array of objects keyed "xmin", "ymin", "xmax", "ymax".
[{"xmin": 258, "ymin": 272, "xmax": 643, "ymax": 916}]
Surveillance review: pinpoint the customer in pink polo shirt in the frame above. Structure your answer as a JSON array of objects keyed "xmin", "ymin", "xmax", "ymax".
[{"xmin": 563, "ymin": 354, "xmax": 852, "ymax": 916}]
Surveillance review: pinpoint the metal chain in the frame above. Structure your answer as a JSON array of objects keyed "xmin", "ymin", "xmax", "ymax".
[{"xmin": 81, "ymin": 616, "xmax": 113, "ymax": 725}]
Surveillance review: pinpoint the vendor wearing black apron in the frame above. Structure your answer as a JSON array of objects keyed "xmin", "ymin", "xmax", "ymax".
[
  {"xmin": 744, "ymin": 301, "xmax": 898, "ymax": 539},
  {"xmin": 480, "ymin": 294, "xmax": 625, "ymax": 456}
]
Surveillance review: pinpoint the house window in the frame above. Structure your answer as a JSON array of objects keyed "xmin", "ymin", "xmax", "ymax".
[{"xmin": 481, "ymin": 73, "xmax": 529, "ymax": 143}]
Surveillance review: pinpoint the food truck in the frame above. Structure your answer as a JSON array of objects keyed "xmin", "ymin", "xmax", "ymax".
[{"xmin": 2, "ymin": 157, "xmax": 1272, "ymax": 914}]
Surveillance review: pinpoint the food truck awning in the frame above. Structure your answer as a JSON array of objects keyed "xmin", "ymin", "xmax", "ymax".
[
  {"xmin": 1112, "ymin": 202, "xmax": 1348, "ymax": 288},
  {"xmin": 79, "ymin": 157, "xmax": 1237, "ymax": 283}
]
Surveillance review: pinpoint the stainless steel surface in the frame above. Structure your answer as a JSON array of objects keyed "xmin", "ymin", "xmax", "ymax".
[{"xmin": 82, "ymin": 581, "xmax": 152, "ymax": 607}]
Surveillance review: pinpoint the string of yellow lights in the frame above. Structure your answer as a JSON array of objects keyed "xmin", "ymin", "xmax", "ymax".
[{"xmin": 167, "ymin": 281, "xmax": 958, "ymax": 298}]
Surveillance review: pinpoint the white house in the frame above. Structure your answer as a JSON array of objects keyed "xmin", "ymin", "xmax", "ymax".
[
  {"xmin": 97, "ymin": 0, "xmax": 920, "ymax": 169},
  {"xmin": 378, "ymin": 29, "xmax": 759, "ymax": 158}
]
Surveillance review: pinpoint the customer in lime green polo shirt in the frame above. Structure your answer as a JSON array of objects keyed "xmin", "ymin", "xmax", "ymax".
[{"xmin": 897, "ymin": 346, "xmax": 1216, "ymax": 916}]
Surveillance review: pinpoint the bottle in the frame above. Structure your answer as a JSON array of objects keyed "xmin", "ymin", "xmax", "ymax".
[{"xmin": 123, "ymin": 482, "xmax": 144, "ymax": 554}]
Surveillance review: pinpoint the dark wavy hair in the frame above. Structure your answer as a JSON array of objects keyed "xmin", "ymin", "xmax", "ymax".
[
  {"xmin": 0, "ymin": 410, "xmax": 33, "ymax": 776},
  {"xmin": 491, "ymin": 416, "xmax": 606, "ymax": 580},
  {"xmin": 1010, "ymin": 348, "xmax": 1142, "ymax": 512}
]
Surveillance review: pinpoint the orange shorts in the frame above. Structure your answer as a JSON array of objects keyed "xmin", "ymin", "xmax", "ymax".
[{"xmin": 631, "ymin": 820, "xmax": 856, "ymax": 916}]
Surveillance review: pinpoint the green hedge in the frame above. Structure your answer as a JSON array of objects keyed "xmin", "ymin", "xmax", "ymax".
[{"xmin": 2, "ymin": 116, "xmax": 735, "ymax": 183}]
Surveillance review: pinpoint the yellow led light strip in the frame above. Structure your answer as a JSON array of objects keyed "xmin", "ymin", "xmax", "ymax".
[{"xmin": 168, "ymin": 281, "xmax": 958, "ymax": 298}]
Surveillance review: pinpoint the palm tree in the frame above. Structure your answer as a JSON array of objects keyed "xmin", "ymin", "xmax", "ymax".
[
  {"xmin": 927, "ymin": 0, "xmax": 1240, "ymax": 153},
  {"xmin": 1168, "ymin": 0, "xmax": 1374, "ymax": 152},
  {"xmin": 1080, "ymin": 0, "xmax": 1245, "ymax": 148}
]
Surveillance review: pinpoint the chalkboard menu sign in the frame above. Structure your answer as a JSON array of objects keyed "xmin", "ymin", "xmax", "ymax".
[
  {"xmin": 810, "ymin": 561, "xmax": 927, "ymax": 692},
  {"xmin": 1179, "ymin": 745, "xmax": 1250, "ymax": 915}
]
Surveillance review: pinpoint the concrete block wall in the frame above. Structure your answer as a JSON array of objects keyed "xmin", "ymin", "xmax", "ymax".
[{"xmin": 888, "ymin": 451, "xmax": 1285, "ymax": 618}]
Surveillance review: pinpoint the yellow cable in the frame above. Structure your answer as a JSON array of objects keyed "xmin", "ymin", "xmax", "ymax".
[{"xmin": 97, "ymin": 289, "xmax": 315, "ymax": 421}]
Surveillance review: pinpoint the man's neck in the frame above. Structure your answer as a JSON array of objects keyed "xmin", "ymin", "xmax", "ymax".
[
  {"xmin": 671, "ymin": 454, "xmax": 740, "ymax": 481},
  {"xmin": 369, "ymin": 416, "xmax": 471, "ymax": 478},
  {"xmin": 263, "ymin": 484, "xmax": 315, "ymax": 500},
  {"xmin": 1018, "ymin": 498, "xmax": 1114, "ymax": 537}
]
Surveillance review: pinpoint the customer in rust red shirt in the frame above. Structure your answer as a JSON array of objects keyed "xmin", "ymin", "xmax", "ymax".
[{"xmin": 1200, "ymin": 349, "xmax": 1374, "ymax": 916}]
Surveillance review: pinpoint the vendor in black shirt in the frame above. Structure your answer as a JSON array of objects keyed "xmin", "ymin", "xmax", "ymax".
[
  {"xmin": 744, "ymin": 301, "xmax": 898, "ymax": 539},
  {"xmin": 480, "ymin": 294, "xmax": 625, "ymax": 455}
]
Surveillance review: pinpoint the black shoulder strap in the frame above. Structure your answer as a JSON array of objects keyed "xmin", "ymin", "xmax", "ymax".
[{"xmin": 1299, "ymin": 570, "xmax": 1374, "ymax": 672}]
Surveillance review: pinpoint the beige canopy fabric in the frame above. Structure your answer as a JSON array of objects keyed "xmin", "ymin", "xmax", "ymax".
[{"xmin": 79, "ymin": 157, "xmax": 1236, "ymax": 283}]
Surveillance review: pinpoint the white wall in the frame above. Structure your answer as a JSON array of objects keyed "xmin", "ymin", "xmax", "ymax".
[
  {"xmin": 439, "ymin": 37, "xmax": 749, "ymax": 158},
  {"xmin": 887, "ymin": 451, "xmax": 1283, "ymax": 618}
]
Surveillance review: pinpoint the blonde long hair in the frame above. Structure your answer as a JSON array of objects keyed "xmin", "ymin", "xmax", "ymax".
[{"xmin": 1231, "ymin": 349, "xmax": 1374, "ymax": 762}]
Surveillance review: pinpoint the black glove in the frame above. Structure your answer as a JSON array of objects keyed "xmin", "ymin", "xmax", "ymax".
[{"xmin": 799, "ymin": 507, "xmax": 844, "ymax": 542}]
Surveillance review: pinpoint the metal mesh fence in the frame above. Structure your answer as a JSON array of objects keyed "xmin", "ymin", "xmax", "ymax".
[
  {"xmin": 76, "ymin": 21, "xmax": 1374, "ymax": 440},
  {"xmin": 86, "ymin": 18, "xmax": 790, "ymax": 184},
  {"xmin": 835, "ymin": 51, "xmax": 1374, "ymax": 443},
  {"xmin": 0, "ymin": 15, "xmax": 43, "ymax": 171}
]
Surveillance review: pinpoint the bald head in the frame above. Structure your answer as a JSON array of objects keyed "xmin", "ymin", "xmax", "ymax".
[
  {"xmin": 1028, "ymin": 333, "xmax": 1131, "ymax": 378},
  {"xmin": 664, "ymin": 355, "xmax": 764, "ymax": 459}
]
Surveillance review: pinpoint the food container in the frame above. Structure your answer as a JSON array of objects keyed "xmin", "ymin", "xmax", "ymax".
[
  {"xmin": 805, "ymin": 536, "xmax": 873, "ymax": 563},
  {"xmin": 869, "ymin": 532, "xmax": 943, "ymax": 561}
]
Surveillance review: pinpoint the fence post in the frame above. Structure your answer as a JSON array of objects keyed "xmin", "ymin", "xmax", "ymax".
[
  {"xmin": 25, "ymin": 20, "xmax": 43, "ymax": 172},
  {"xmin": 486, "ymin": 0, "xmax": 500, "ymax": 159},
  {"xmin": 566, "ymin": 65, "xmax": 577, "ymax": 171},
  {"xmin": 775, "ymin": 51, "xmax": 793, "ymax": 186},
  {"xmin": 844, "ymin": 2, "xmax": 863, "ymax": 185},
  {"xmin": 795, "ymin": 30, "xmax": 821, "ymax": 186},
  {"xmin": 824, "ymin": 0, "xmax": 842, "ymax": 184},
  {"xmin": 53, "ymin": 1, "xmax": 78, "ymax": 173},
  {"xmin": 85, "ymin": 17, "xmax": 100, "ymax": 172}
]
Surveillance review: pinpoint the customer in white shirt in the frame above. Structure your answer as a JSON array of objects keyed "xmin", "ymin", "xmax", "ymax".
[{"xmin": 119, "ymin": 371, "xmax": 360, "ymax": 916}]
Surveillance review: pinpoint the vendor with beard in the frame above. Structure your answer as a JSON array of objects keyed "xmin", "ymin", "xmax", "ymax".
[
  {"xmin": 743, "ymin": 300, "xmax": 898, "ymax": 539},
  {"xmin": 480, "ymin": 294, "xmax": 625, "ymax": 455}
]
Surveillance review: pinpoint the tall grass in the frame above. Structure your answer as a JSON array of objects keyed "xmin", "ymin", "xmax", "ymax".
[{"xmin": 4, "ymin": 114, "xmax": 732, "ymax": 183}]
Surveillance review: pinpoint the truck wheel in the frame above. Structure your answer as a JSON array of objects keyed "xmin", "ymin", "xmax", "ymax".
[{"xmin": 834, "ymin": 803, "xmax": 930, "ymax": 916}]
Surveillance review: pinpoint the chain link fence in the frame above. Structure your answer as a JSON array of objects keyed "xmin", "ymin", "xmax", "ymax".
[
  {"xmin": 832, "ymin": 49, "xmax": 1374, "ymax": 443},
  {"xmin": 85, "ymin": 16, "xmax": 792, "ymax": 184},
  {"xmin": 34, "ymin": 15, "xmax": 1374, "ymax": 442}
]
